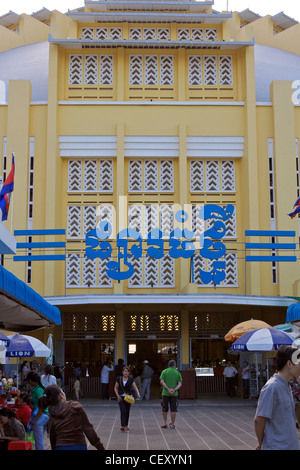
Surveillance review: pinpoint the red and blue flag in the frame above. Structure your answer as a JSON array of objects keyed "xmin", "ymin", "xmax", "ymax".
[{"xmin": 0, "ymin": 154, "xmax": 14, "ymax": 221}]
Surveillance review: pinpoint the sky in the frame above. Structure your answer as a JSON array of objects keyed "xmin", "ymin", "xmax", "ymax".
[{"xmin": 0, "ymin": 0, "xmax": 299, "ymax": 22}]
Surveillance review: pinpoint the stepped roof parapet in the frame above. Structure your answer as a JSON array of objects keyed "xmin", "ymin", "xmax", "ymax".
[{"xmin": 84, "ymin": 0, "xmax": 214, "ymax": 12}]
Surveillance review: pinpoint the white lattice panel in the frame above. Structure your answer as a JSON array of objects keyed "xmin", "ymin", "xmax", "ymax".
[
  {"xmin": 160, "ymin": 254, "xmax": 175, "ymax": 287},
  {"xmin": 83, "ymin": 206, "xmax": 97, "ymax": 237},
  {"xmin": 66, "ymin": 253, "xmax": 81, "ymax": 286},
  {"xmin": 191, "ymin": 28, "xmax": 204, "ymax": 41},
  {"xmin": 99, "ymin": 257, "xmax": 113, "ymax": 287},
  {"xmin": 144, "ymin": 28, "xmax": 156, "ymax": 40},
  {"xmin": 145, "ymin": 255, "xmax": 159, "ymax": 286},
  {"xmin": 205, "ymin": 28, "xmax": 218, "ymax": 41},
  {"xmin": 98, "ymin": 205, "xmax": 114, "ymax": 239},
  {"xmin": 157, "ymin": 28, "xmax": 170, "ymax": 40},
  {"xmin": 144, "ymin": 205, "xmax": 159, "ymax": 236},
  {"xmin": 206, "ymin": 205, "xmax": 236, "ymax": 239},
  {"xmin": 193, "ymin": 252, "xmax": 238, "ymax": 287},
  {"xmin": 129, "ymin": 55, "xmax": 143, "ymax": 85},
  {"xmin": 189, "ymin": 56, "xmax": 202, "ymax": 86},
  {"xmin": 192, "ymin": 204, "xmax": 205, "ymax": 238},
  {"xmin": 129, "ymin": 160, "xmax": 143, "ymax": 191},
  {"xmin": 204, "ymin": 56, "xmax": 217, "ymax": 86},
  {"xmin": 190, "ymin": 160, "xmax": 204, "ymax": 192},
  {"xmin": 219, "ymin": 56, "xmax": 233, "ymax": 86},
  {"xmin": 69, "ymin": 55, "xmax": 82, "ymax": 85},
  {"xmin": 128, "ymin": 256, "xmax": 143, "ymax": 287},
  {"xmin": 222, "ymin": 252, "xmax": 238, "ymax": 286},
  {"xmin": 160, "ymin": 160, "xmax": 174, "ymax": 191},
  {"xmin": 160, "ymin": 205, "xmax": 174, "ymax": 238},
  {"xmin": 67, "ymin": 206, "xmax": 82, "ymax": 238},
  {"xmin": 128, "ymin": 205, "xmax": 143, "ymax": 234},
  {"xmin": 206, "ymin": 160, "xmax": 220, "ymax": 191},
  {"xmin": 84, "ymin": 160, "xmax": 97, "ymax": 191},
  {"xmin": 144, "ymin": 160, "xmax": 158, "ymax": 191},
  {"xmin": 100, "ymin": 55, "xmax": 113, "ymax": 85},
  {"xmin": 68, "ymin": 160, "xmax": 82, "ymax": 191},
  {"xmin": 160, "ymin": 56, "xmax": 174, "ymax": 86},
  {"xmin": 84, "ymin": 55, "xmax": 98, "ymax": 85},
  {"xmin": 110, "ymin": 28, "xmax": 122, "ymax": 40},
  {"xmin": 145, "ymin": 56, "xmax": 158, "ymax": 86},
  {"xmin": 81, "ymin": 27, "xmax": 94, "ymax": 40},
  {"xmin": 129, "ymin": 28, "xmax": 142, "ymax": 40},
  {"xmin": 221, "ymin": 160, "xmax": 235, "ymax": 191},
  {"xmin": 83, "ymin": 257, "xmax": 97, "ymax": 286},
  {"xmin": 99, "ymin": 159, "xmax": 113, "ymax": 192},
  {"xmin": 177, "ymin": 28, "xmax": 190, "ymax": 40},
  {"xmin": 96, "ymin": 28, "xmax": 108, "ymax": 40}
]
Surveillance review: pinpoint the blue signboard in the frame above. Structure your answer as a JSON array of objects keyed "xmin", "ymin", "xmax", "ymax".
[{"xmin": 85, "ymin": 204, "xmax": 235, "ymax": 285}]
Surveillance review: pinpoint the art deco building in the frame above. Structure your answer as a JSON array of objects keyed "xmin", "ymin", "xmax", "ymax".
[{"xmin": 0, "ymin": 1, "xmax": 300, "ymax": 372}]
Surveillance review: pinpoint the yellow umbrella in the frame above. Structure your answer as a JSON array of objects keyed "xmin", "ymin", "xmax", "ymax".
[{"xmin": 224, "ymin": 318, "xmax": 273, "ymax": 342}]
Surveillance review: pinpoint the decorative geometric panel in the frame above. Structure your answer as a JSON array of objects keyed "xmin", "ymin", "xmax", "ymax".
[
  {"xmin": 84, "ymin": 55, "xmax": 98, "ymax": 85},
  {"xmin": 219, "ymin": 55, "xmax": 233, "ymax": 86},
  {"xmin": 204, "ymin": 56, "xmax": 217, "ymax": 86},
  {"xmin": 221, "ymin": 160, "xmax": 235, "ymax": 191},
  {"xmin": 81, "ymin": 28, "xmax": 94, "ymax": 40},
  {"xmin": 129, "ymin": 160, "xmax": 143, "ymax": 191},
  {"xmin": 160, "ymin": 160, "xmax": 174, "ymax": 191},
  {"xmin": 128, "ymin": 204, "xmax": 143, "ymax": 234},
  {"xmin": 98, "ymin": 204, "xmax": 114, "ymax": 239},
  {"xmin": 191, "ymin": 28, "xmax": 204, "ymax": 41},
  {"xmin": 129, "ymin": 56, "xmax": 143, "ymax": 85},
  {"xmin": 100, "ymin": 55, "xmax": 113, "ymax": 85},
  {"xmin": 190, "ymin": 160, "xmax": 204, "ymax": 191},
  {"xmin": 128, "ymin": 253, "xmax": 175, "ymax": 287},
  {"xmin": 144, "ymin": 28, "xmax": 156, "ymax": 40},
  {"xmin": 110, "ymin": 28, "xmax": 122, "ymax": 40},
  {"xmin": 96, "ymin": 28, "xmax": 108, "ymax": 40},
  {"xmin": 145, "ymin": 56, "xmax": 158, "ymax": 86},
  {"xmin": 145, "ymin": 255, "xmax": 159, "ymax": 286},
  {"xmin": 67, "ymin": 206, "xmax": 82, "ymax": 238},
  {"xmin": 144, "ymin": 204, "xmax": 159, "ymax": 235},
  {"xmin": 66, "ymin": 253, "xmax": 81, "ymax": 286},
  {"xmin": 83, "ymin": 205, "xmax": 97, "ymax": 236},
  {"xmin": 160, "ymin": 254, "xmax": 175, "ymax": 287},
  {"xmin": 160, "ymin": 56, "xmax": 174, "ymax": 86},
  {"xmin": 193, "ymin": 251, "xmax": 238, "ymax": 287},
  {"xmin": 68, "ymin": 160, "xmax": 82, "ymax": 191},
  {"xmin": 157, "ymin": 28, "xmax": 170, "ymax": 40},
  {"xmin": 129, "ymin": 28, "xmax": 142, "ymax": 40},
  {"xmin": 99, "ymin": 159, "xmax": 113, "ymax": 192},
  {"xmin": 205, "ymin": 28, "xmax": 218, "ymax": 41},
  {"xmin": 160, "ymin": 205, "xmax": 174, "ymax": 238},
  {"xmin": 192, "ymin": 204, "xmax": 205, "ymax": 238},
  {"xmin": 206, "ymin": 205, "xmax": 237, "ymax": 239},
  {"xmin": 84, "ymin": 160, "xmax": 97, "ymax": 191},
  {"xmin": 128, "ymin": 256, "xmax": 143, "ymax": 287},
  {"xmin": 206, "ymin": 160, "xmax": 219, "ymax": 191},
  {"xmin": 144, "ymin": 160, "xmax": 158, "ymax": 191},
  {"xmin": 99, "ymin": 257, "xmax": 113, "ymax": 287},
  {"xmin": 69, "ymin": 55, "xmax": 83, "ymax": 85},
  {"xmin": 83, "ymin": 256, "xmax": 97, "ymax": 286},
  {"xmin": 222, "ymin": 252, "xmax": 238, "ymax": 286},
  {"xmin": 177, "ymin": 28, "xmax": 190, "ymax": 41},
  {"xmin": 188, "ymin": 56, "xmax": 202, "ymax": 86}
]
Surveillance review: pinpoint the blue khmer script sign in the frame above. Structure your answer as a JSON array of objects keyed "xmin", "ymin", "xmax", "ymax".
[{"xmin": 85, "ymin": 204, "xmax": 234, "ymax": 285}]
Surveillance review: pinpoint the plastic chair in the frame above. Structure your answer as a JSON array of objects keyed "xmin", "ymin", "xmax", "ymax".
[{"xmin": 7, "ymin": 441, "xmax": 32, "ymax": 450}]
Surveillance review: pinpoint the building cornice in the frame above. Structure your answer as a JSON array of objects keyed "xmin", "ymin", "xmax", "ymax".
[
  {"xmin": 84, "ymin": 0, "xmax": 214, "ymax": 12},
  {"xmin": 66, "ymin": 11, "xmax": 232, "ymax": 23},
  {"xmin": 49, "ymin": 34, "xmax": 254, "ymax": 50}
]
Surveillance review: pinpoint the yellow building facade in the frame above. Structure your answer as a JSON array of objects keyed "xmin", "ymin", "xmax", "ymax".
[{"xmin": 0, "ymin": 1, "xmax": 300, "ymax": 371}]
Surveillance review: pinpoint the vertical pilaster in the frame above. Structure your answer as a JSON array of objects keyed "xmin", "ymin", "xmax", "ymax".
[
  {"xmin": 180, "ymin": 310, "xmax": 190, "ymax": 369},
  {"xmin": 116, "ymin": 310, "xmax": 125, "ymax": 362}
]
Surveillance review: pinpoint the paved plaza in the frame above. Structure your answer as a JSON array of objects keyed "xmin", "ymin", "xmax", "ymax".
[{"xmin": 42, "ymin": 395, "xmax": 300, "ymax": 451}]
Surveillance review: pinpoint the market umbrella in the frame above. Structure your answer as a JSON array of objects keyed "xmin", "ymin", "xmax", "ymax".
[
  {"xmin": 6, "ymin": 334, "xmax": 51, "ymax": 388},
  {"xmin": 224, "ymin": 319, "xmax": 272, "ymax": 342},
  {"xmin": 0, "ymin": 331, "xmax": 10, "ymax": 348}
]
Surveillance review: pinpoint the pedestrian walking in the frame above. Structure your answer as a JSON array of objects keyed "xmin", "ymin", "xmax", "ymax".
[
  {"xmin": 41, "ymin": 364, "xmax": 57, "ymax": 388},
  {"xmin": 241, "ymin": 361, "xmax": 250, "ymax": 399},
  {"xmin": 73, "ymin": 377, "xmax": 81, "ymax": 401},
  {"xmin": 101, "ymin": 360, "xmax": 114, "ymax": 399},
  {"xmin": 254, "ymin": 345, "xmax": 300, "ymax": 450},
  {"xmin": 140, "ymin": 360, "xmax": 154, "ymax": 400},
  {"xmin": 223, "ymin": 360, "xmax": 238, "ymax": 397},
  {"xmin": 160, "ymin": 359, "xmax": 182, "ymax": 429},
  {"xmin": 39, "ymin": 384, "xmax": 105, "ymax": 450},
  {"xmin": 114, "ymin": 366, "xmax": 140, "ymax": 432},
  {"xmin": 27, "ymin": 371, "xmax": 49, "ymax": 450}
]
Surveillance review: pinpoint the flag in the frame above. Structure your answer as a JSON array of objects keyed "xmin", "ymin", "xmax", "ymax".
[{"xmin": 0, "ymin": 153, "xmax": 15, "ymax": 221}]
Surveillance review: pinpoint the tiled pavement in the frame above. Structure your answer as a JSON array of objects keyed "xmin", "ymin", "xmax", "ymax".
[{"xmin": 42, "ymin": 395, "xmax": 300, "ymax": 451}]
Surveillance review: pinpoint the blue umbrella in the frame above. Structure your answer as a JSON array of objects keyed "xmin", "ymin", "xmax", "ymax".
[
  {"xmin": 232, "ymin": 327, "xmax": 294, "ymax": 351},
  {"xmin": 0, "ymin": 331, "xmax": 10, "ymax": 348}
]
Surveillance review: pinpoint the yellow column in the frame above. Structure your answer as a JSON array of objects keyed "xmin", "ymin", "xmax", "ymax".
[
  {"xmin": 271, "ymin": 81, "xmax": 299, "ymax": 296},
  {"xmin": 180, "ymin": 310, "xmax": 190, "ymax": 369},
  {"xmin": 116, "ymin": 310, "xmax": 125, "ymax": 362}
]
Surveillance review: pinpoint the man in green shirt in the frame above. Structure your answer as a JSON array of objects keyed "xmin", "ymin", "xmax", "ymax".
[{"xmin": 160, "ymin": 360, "xmax": 182, "ymax": 429}]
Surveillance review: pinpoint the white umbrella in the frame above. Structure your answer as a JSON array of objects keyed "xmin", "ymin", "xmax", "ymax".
[{"xmin": 6, "ymin": 334, "xmax": 51, "ymax": 388}]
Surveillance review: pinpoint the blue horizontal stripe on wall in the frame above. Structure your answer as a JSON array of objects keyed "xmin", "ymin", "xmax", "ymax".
[
  {"xmin": 16, "ymin": 242, "xmax": 66, "ymax": 249},
  {"xmin": 245, "ymin": 230, "xmax": 296, "ymax": 237},
  {"xmin": 246, "ymin": 256, "xmax": 297, "ymax": 262},
  {"xmin": 14, "ymin": 229, "xmax": 66, "ymax": 236},
  {"xmin": 13, "ymin": 255, "xmax": 66, "ymax": 262},
  {"xmin": 245, "ymin": 243, "xmax": 296, "ymax": 249}
]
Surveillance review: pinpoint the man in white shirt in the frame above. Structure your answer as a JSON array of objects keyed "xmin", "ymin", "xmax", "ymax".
[
  {"xmin": 223, "ymin": 360, "xmax": 238, "ymax": 398},
  {"xmin": 241, "ymin": 361, "xmax": 250, "ymax": 399},
  {"xmin": 101, "ymin": 360, "xmax": 114, "ymax": 400}
]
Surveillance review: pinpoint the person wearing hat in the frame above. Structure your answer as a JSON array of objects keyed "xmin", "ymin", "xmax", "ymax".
[{"xmin": 140, "ymin": 360, "xmax": 154, "ymax": 401}]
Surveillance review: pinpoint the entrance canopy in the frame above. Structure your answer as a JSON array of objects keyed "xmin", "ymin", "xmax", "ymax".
[{"xmin": 0, "ymin": 264, "xmax": 61, "ymax": 331}]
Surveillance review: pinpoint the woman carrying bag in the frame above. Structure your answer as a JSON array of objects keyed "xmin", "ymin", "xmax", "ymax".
[{"xmin": 114, "ymin": 366, "xmax": 140, "ymax": 432}]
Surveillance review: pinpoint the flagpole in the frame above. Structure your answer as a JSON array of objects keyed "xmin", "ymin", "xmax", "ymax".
[{"xmin": 10, "ymin": 150, "xmax": 14, "ymax": 234}]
